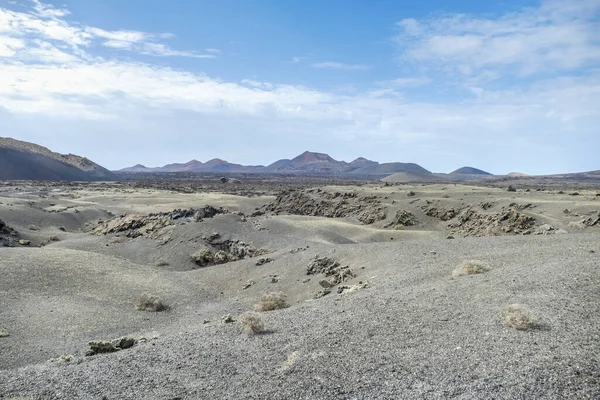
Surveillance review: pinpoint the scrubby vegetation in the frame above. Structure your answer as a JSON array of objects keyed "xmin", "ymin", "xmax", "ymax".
[
  {"xmin": 452, "ymin": 260, "xmax": 488, "ymax": 277},
  {"xmin": 239, "ymin": 313, "xmax": 264, "ymax": 334},
  {"xmin": 255, "ymin": 292, "xmax": 289, "ymax": 311},
  {"xmin": 501, "ymin": 304, "xmax": 536, "ymax": 330},
  {"xmin": 134, "ymin": 293, "xmax": 168, "ymax": 312}
]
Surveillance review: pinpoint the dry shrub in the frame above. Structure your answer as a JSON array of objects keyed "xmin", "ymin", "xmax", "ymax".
[
  {"xmin": 155, "ymin": 259, "xmax": 170, "ymax": 267},
  {"xmin": 135, "ymin": 293, "xmax": 168, "ymax": 312},
  {"xmin": 501, "ymin": 304, "xmax": 535, "ymax": 330},
  {"xmin": 255, "ymin": 292, "xmax": 289, "ymax": 312},
  {"xmin": 239, "ymin": 312, "xmax": 264, "ymax": 334},
  {"xmin": 28, "ymin": 224, "xmax": 40, "ymax": 231},
  {"xmin": 452, "ymin": 260, "xmax": 488, "ymax": 277}
]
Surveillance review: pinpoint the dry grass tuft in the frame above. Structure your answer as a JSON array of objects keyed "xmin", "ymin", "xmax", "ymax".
[
  {"xmin": 255, "ymin": 292, "xmax": 289, "ymax": 312},
  {"xmin": 501, "ymin": 304, "xmax": 535, "ymax": 330},
  {"xmin": 452, "ymin": 260, "xmax": 488, "ymax": 277},
  {"xmin": 134, "ymin": 293, "xmax": 168, "ymax": 312},
  {"xmin": 239, "ymin": 312, "xmax": 264, "ymax": 334}
]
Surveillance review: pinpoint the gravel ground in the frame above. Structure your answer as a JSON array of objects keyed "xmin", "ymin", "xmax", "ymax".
[
  {"xmin": 1, "ymin": 182, "xmax": 599, "ymax": 399},
  {"xmin": 1, "ymin": 233, "xmax": 599, "ymax": 399}
]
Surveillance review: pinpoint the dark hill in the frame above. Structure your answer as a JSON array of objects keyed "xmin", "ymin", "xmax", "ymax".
[
  {"xmin": 349, "ymin": 162, "xmax": 431, "ymax": 177},
  {"xmin": 0, "ymin": 137, "xmax": 117, "ymax": 181},
  {"xmin": 450, "ymin": 167, "xmax": 492, "ymax": 175}
]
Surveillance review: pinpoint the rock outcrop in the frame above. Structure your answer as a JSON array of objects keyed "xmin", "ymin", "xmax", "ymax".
[{"xmin": 261, "ymin": 189, "xmax": 386, "ymax": 225}]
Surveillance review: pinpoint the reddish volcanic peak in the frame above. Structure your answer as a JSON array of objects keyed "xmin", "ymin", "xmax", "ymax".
[
  {"xmin": 183, "ymin": 159, "xmax": 203, "ymax": 167},
  {"xmin": 292, "ymin": 151, "xmax": 335, "ymax": 163},
  {"xmin": 204, "ymin": 158, "xmax": 226, "ymax": 166}
]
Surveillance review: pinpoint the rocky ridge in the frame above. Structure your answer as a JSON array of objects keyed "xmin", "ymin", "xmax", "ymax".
[{"xmin": 260, "ymin": 189, "xmax": 386, "ymax": 225}]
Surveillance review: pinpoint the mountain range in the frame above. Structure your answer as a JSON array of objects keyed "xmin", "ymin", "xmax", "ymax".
[
  {"xmin": 3, "ymin": 137, "xmax": 597, "ymax": 182},
  {"xmin": 119, "ymin": 150, "xmax": 452, "ymax": 178}
]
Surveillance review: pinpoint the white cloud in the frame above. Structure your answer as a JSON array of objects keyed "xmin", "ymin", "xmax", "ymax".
[
  {"xmin": 138, "ymin": 43, "xmax": 216, "ymax": 58},
  {"xmin": 205, "ymin": 48, "xmax": 221, "ymax": 54},
  {"xmin": 102, "ymin": 40, "xmax": 134, "ymax": 50},
  {"xmin": 31, "ymin": 0, "xmax": 70, "ymax": 18},
  {"xmin": 383, "ymin": 77, "xmax": 431, "ymax": 87},
  {"xmin": 289, "ymin": 56, "xmax": 306, "ymax": 64},
  {"xmin": 0, "ymin": 1, "xmax": 205, "ymax": 59},
  {"xmin": 396, "ymin": 0, "xmax": 600, "ymax": 78},
  {"xmin": 0, "ymin": 36, "xmax": 25, "ymax": 56},
  {"xmin": 311, "ymin": 61, "xmax": 370, "ymax": 70},
  {"xmin": 86, "ymin": 27, "xmax": 149, "ymax": 43}
]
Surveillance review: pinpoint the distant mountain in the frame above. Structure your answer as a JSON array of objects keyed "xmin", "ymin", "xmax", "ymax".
[
  {"xmin": 119, "ymin": 164, "xmax": 155, "ymax": 173},
  {"xmin": 349, "ymin": 162, "xmax": 431, "ymax": 177},
  {"xmin": 119, "ymin": 158, "xmax": 264, "ymax": 173},
  {"xmin": 450, "ymin": 166, "xmax": 492, "ymax": 175},
  {"xmin": 263, "ymin": 159, "xmax": 293, "ymax": 172},
  {"xmin": 348, "ymin": 157, "xmax": 379, "ymax": 169},
  {"xmin": 0, "ymin": 137, "xmax": 117, "ymax": 181},
  {"xmin": 118, "ymin": 152, "xmax": 429, "ymax": 176},
  {"xmin": 269, "ymin": 151, "xmax": 352, "ymax": 174}
]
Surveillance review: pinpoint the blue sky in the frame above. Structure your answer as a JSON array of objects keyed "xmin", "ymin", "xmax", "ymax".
[{"xmin": 0, "ymin": 0, "xmax": 599, "ymax": 174}]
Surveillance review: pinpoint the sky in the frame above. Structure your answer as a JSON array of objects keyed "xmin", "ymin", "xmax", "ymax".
[{"xmin": 0, "ymin": 0, "xmax": 599, "ymax": 174}]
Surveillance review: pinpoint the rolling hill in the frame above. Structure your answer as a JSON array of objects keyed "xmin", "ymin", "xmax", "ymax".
[
  {"xmin": 0, "ymin": 137, "xmax": 117, "ymax": 181},
  {"xmin": 450, "ymin": 166, "xmax": 492, "ymax": 175}
]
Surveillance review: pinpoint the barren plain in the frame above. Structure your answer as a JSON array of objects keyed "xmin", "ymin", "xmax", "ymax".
[{"xmin": 1, "ymin": 177, "xmax": 599, "ymax": 399}]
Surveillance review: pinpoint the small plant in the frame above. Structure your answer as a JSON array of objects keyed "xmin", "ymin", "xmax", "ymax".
[
  {"xmin": 0, "ymin": 329, "xmax": 9, "ymax": 338},
  {"xmin": 28, "ymin": 224, "xmax": 40, "ymax": 231},
  {"xmin": 452, "ymin": 260, "xmax": 488, "ymax": 277},
  {"xmin": 507, "ymin": 185, "xmax": 517, "ymax": 192},
  {"xmin": 135, "ymin": 293, "xmax": 168, "ymax": 312},
  {"xmin": 255, "ymin": 292, "xmax": 289, "ymax": 312},
  {"xmin": 501, "ymin": 304, "xmax": 535, "ymax": 330},
  {"xmin": 239, "ymin": 312, "xmax": 264, "ymax": 334},
  {"xmin": 155, "ymin": 259, "xmax": 170, "ymax": 267}
]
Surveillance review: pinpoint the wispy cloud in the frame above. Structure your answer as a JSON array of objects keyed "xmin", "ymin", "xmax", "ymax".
[
  {"xmin": 138, "ymin": 43, "xmax": 216, "ymax": 58},
  {"xmin": 382, "ymin": 77, "xmax": 431, "ymax": 87},
  {"xmin": 311, "ymin": 61, "xmax": 370, "ymax": 70},
  {"xmin": 288, "ymin": 56, "xmax": 307, "ymax": 64},
  {"xmin": 395, "ymin": 0, "xmax": 600, "ymax": 80},
  {"xmin": 0, "ymin": 1, "xmax": 214, "ymax": 59}
]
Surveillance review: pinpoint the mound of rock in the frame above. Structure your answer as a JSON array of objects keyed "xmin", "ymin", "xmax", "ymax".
[
  {"xmin": 452, "ymin": 205, "xmax": 535, "ymax": 236},
  {"xmin": 307, "ymin": 256, "xmax": 356, "ymax": 298},
  {"xmin": 191, "ymin": 234, "xmax": 269, "ymax": 267},
  {"xmin": 86, "ymin": 336, "xmax": 141, "ymax": 356},
  {"xmin": 261, "ymin": 189, "xmax": 386, "ymax": 225},
  {"xmin": 422, "ymin": 203, "xmax": 537, "ymax": 236},
  {"xmin": 424, "ymin": 206, "xmax": 457, "ymax": 221},
  {"xmin": 0, "ymin": 219, "xmax": 20, "ymax": 247},
  {"xmin": 385, "ymin": 209, "xmax": 417, "ymax": 228},
  {"xmin": 92, "ymin": 206, "xmax": 229, "ymax": 239},
  {"xmin": 568, "ymin": 216, "xmax": 600, "ymax": 230}
]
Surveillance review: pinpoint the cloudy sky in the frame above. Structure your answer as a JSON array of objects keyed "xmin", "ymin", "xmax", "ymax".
[{"xmin": 1, "ymin": 0, "xmax": 599, "ymax": 174}]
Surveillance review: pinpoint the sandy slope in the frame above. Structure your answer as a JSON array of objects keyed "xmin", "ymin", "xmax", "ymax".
[{"xmin": 0, "ymin": 182, "xmax": 599, "ymax": 399}]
